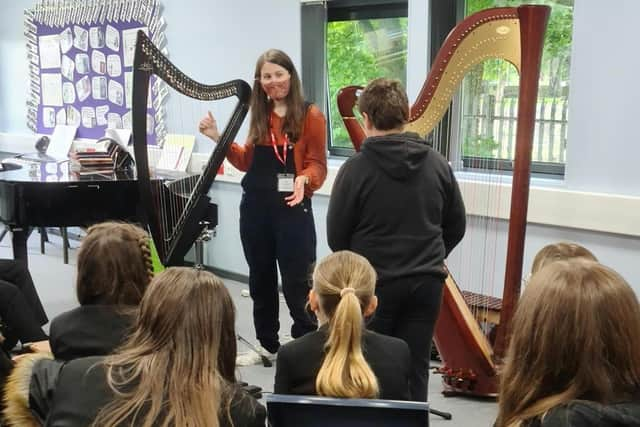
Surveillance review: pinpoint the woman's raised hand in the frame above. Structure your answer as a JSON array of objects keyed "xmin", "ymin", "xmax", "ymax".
[{"xmin": 198, "ymin": 111, "xmax": 220, "ymax": 142}]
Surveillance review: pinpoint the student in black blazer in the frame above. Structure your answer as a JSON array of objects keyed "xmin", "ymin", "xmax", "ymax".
[{"xmin": 275, "ymin": 251, "xmax": 411, "ymax": 400}]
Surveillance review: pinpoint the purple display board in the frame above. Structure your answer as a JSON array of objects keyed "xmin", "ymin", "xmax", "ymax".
[{"xmin": 33, "ymin": 18, "xmax": 158, "ymax": 144}]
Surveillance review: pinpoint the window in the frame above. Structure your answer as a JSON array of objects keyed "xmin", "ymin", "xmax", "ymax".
[
  {"xmin": 457, "ymin": 0, "xmax": 574, "ymax": 176},
  {"xmin": 301, "ymin": 0, "xmax": 573, "ymax": 174},
  {"xmin": 301, "ymin": 0, "xmax": 408, "ymax": 156}
]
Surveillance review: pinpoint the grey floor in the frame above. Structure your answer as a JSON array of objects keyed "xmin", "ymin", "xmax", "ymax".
[{"xmin": 1, "ymin": 230, "xmax": 497, "ymax": 426}]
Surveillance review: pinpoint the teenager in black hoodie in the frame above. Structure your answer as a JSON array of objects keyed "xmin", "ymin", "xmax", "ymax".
[{"xmin": 327, "ymin": 78, "xmax": 466, "ymax": 401}]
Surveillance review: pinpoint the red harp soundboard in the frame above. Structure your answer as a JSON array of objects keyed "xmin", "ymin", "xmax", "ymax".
[{"xmin": 337, "ymin": 5, "xmax": 550, "ymax": 396}]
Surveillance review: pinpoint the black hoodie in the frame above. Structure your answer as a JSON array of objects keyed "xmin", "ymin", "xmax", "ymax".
[{"xmin": 327, "ymin": 132, "xmax": 466, "ymax": 282}]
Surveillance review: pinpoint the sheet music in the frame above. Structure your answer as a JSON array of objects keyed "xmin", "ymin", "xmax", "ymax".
[{"xmin": 156, "ymin": 134, "xmax": 194, "ymax": 172}]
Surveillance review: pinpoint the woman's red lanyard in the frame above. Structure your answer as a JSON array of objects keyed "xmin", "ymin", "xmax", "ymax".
[{"xmin": 270, "ymin": 114, "xmax": 289, "ymax": 167}]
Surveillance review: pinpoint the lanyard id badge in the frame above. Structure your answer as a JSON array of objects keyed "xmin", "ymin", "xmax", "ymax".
[
  {"xmin": 277, "ymin": 173, "xmax": 295, "ymax": 192},
  {"xmin": 270, "ymin": 114, "xmax": 295, "ymax": 193}
]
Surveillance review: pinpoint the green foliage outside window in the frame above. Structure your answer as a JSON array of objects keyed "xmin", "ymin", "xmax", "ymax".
[
  {"xmin": 326, "ymin": 18, "xmax": 407, "ymax": 149},
  {"xmin": 463, "ymin": 0, "xmax": 574, "ymax": 165}
]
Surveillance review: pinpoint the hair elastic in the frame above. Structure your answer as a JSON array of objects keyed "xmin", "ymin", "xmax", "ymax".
[{"xmin": 340, "ymin": 287, "xmax": 356, "ymax": 297}]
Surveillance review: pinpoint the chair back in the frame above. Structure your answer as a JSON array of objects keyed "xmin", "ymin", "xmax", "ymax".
[{"xmin": 266, "ymin": 394, "xmax": 429, "ymax": 427}]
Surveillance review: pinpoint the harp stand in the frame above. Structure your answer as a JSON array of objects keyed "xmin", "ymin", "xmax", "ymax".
[
  {"xmin": 430, "ymin": 406, "xmax": 452, "ymax": 420},
  {"xmin": 192, "ymin": 221, "xmax": 272, "ymax": 369},
  {"xmin": 194, "ymin": 221, "xmax": 215, "ymax": 270}
]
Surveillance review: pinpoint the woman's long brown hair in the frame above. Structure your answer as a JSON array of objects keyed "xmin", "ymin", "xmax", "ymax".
[
  {"xmin": 313, "ymin": 251, "xmax": 379, "ymax": 398},
  {"xmin": 92, "ymin": 267, "xmax": 237, "ymax": 427},
  {"xmin": 248, "ymin": 49, "xmax": 306, "ymax": 145},
  {"xmin": 496, "ymin": 260, "xmax": 640, "ymax": 427}
]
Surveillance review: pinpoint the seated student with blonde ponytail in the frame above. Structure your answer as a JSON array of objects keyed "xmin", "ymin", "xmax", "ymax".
[{"xmin": 275, "ymin": 250, "xmax": 411, "ymax": 400}]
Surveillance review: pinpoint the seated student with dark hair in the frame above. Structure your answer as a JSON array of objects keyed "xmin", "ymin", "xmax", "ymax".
[
  {"xmin": 5, "ymin": 268, "xmax": 265, "ymax": 427},
  {"xmin": 496, "ymin": 259, "xmax": 640, "ymax": 427},
  {"xmin": 275, "ymin": 250, "xmax": 411, "ymax": 400},
  {"xmin": 48, "ymin": 221, "xmax": 154, "ymax": 360}
]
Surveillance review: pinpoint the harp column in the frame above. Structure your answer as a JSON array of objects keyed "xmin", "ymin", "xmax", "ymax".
[{"xmin": 493, "ymin": 5, "xmax": 551, "ymax": 359}]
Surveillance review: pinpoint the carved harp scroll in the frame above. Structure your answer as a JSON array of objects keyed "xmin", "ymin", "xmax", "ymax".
[
  {"xmin": 336, "ymin": 5, "xmax": 550, "ymax": 396},
  {"xmin": 132, "ymin": 30, "xmax": 251, "ymax": 266}
]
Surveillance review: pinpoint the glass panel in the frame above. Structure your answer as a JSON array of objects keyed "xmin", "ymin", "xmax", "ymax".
[
  {"xmin": 461, "ymin": 0, "xmax": 574, "ymax": 170},
  {"xmin": 326, "ymin": 17, "xmax": 408, "ymax": 149}
]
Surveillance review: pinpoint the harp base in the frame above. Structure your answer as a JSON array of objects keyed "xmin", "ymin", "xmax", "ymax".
[
  {"xmin": 194, "ymin": 221, "xmax": 216, "ymax": 270},
  {"xmin": 436, "ymin": 365, "xmax": 498, "ymax": 398}
]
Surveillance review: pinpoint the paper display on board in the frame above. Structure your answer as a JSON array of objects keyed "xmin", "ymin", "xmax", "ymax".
[
  {"xmin": 76, "ymin": 76, "xmax": 91, "ymax": 102},
  {"xmin": 105, "ymin": 25, "xmax": 120, "ymax": 51},
  {"xmin": 81, "ymin": 107, "xmax": 96, "ymax": 128},
  {"xmin": 122, "ymin": 27, "xmax": 147, "ymax": 67},
  {"xmin": 31, "ymin": 11, "xmax": 161, "ymax": 143},
  {"xmin": 75, "ymin": 53, "xmax": 90, "ymax": 74},
  {"xmin": 66, "ymin": 106, "xmax": 81, "ymax": 127},
  {"xmin": 42, "ymin": 107, "xmax": 56, "ymax": 128},
  {"xmin": 122, "ymin": 111, "xmax": 132, "ymax": 129},
  {"xmin": 91, "ymin": 50, "xmax": 106, "ymax": 74},
  {"xmin": 92, "ymin": 76, "xmax": 107, "ymax": 100},
  {"xmin": 107, "ymin": 54, "xmax": 122, "ymax": 77},
  {"xmin": 107, "ymin": 113, "xmax": 122, "ymax": 129},
  {"xmin": 108, "ymin": 80, "xmax": 124, "ymax": 106},
  {"xmin": 38, "ymin": 34, "xmax": 61, "ymax": 69},
  {"xmin": 89, "ymin": 27, "xmax": 105, "ymax": 48},
  {"xmin": 56, "ymin": 108, "xmax": 66, "ymax": 125},
  {"xmin": 41, "ymin": 73, "xmax": 63, "ymax": 106},
  {"xmin": 59, "ymin": 28, "xmax": 73, "ymax": 54},
  {"xmin": 124, "ymin": 72, "xmax": 133, "ymax": 108},
  {"xmin": 96, "ymin": 105, "xmax": 109, "ymax": 126},
  {"xmin": 62, "ymin": 82, "xmax": 76, "ymax": 103},
  {"xmin": 73, "ymin": 26, "xmax": 89, "ymax": 51},
  {"xmin": 61, "ymin": 55, "xmax": 75, "ymax": 80}
]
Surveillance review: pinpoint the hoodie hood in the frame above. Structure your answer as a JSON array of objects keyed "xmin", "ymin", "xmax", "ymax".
[{"xmin": 361, "ymin": 132, "xmax": 431, "ymax": 180}]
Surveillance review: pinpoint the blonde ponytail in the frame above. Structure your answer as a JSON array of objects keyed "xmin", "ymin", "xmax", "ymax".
[{"xmin": 313, "ymin": 251, "xmax": 379, "ymax": 398}]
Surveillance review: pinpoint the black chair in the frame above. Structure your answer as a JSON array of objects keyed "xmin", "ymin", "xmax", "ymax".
[{"xmin": 266, "ymin": 394, "xmax": 429, "ymax": 427}]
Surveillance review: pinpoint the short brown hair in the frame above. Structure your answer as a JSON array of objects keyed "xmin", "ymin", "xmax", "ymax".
[
  {"xmin": 76, "ymin": 221, "xmax": 153, "ymax": 306},
  {"xmin": 358, "ymin": 78, "xmax": 409, "ymax": 131}
]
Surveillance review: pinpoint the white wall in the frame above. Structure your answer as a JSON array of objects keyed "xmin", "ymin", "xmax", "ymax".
[
  {"xmin": 0, "ymin": 0, "xmax": 638, "ymax": 293},
  {"xmin": 0, "ymin": 2, "xmax": 31, "ymax": 133},
  {"xmin": 563, "ymin": 0, "xmax": 640, "ymax": 197}
]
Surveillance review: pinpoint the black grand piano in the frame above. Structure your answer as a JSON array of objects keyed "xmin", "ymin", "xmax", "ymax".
[{"xmin": 0, "ymin": 159, "xmax": 216, "ymax": 267}]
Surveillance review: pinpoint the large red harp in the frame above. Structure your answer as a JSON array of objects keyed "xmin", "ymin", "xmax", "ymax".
[{"xmin": 337, "ymin": 5, "xmax": 550, "ymax": 396}]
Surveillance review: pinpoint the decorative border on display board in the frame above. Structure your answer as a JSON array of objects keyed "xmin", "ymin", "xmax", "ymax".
[{"xmin": 24, "ymin": 0, "xmax": 169, "ymax": 145}]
